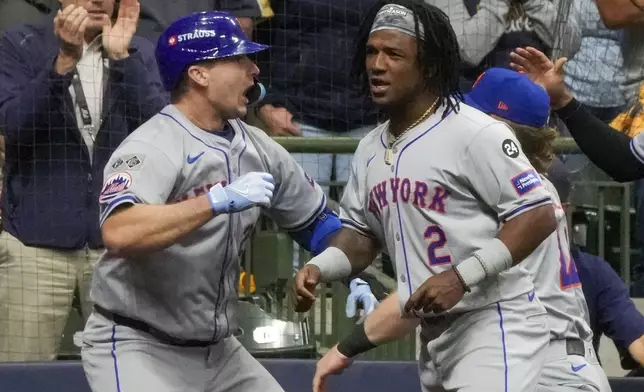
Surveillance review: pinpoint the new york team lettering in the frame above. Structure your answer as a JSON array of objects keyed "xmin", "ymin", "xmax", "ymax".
[
  {"xmin": 172, "ymin": 180, "xmax": 227, "ymax": 203},
  {"xmin": 367, "ymin": 177, "xmax": 450, "ymax": 216}
]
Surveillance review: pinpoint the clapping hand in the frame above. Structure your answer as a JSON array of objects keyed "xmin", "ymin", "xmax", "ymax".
[{"xmin": 102, "ymin": 0, "xmax": 140, "ymax": 60}]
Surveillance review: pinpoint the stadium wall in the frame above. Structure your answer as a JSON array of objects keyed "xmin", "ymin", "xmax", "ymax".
[{"xmin": 0, "ymin": 360, "xmax": 642, "ymax": 392}]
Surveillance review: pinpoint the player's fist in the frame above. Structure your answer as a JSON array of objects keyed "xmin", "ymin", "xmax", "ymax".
[
  {"xmin": 313, "ymin": 344, "xmax": 353, "ymax": 392},
  {"xmin": 208, "ymin": 172, "xmax": 274, "ymax": 214},
  {"xmin": 345, "ymin": 278, "xmax": 379, "ymax": 318},
  {"xmin": 54, "ymin": 4, "xmax": 90, "ymax": 60},
  {"xmin": 292, "ymin": 264, "xmax": 321, "ymax": 313},
  {"xmin": 403, "ymin": 269, "xmax": 465, "ymax": 316}
]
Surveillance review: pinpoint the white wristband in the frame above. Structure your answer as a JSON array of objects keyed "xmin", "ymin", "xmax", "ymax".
[
  {"xmin": 455, "ymin": 238, "xmax": 513, "ymax": 289},
  {"xmin": 306, "ymin": 247, "xmax": 352, "ymax": 282}
]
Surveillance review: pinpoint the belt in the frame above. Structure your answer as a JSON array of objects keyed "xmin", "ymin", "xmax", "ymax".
[
  {"xmin": 565, "ymin": 338, "xmax": 586, "ymax": 356},
  {"xmin": 546, "ymin": 338, "xmax": 596, "ymax": 362},
  {"xmin": 93, "ymin": 305, "xmax": 217, "ymax": 348}
]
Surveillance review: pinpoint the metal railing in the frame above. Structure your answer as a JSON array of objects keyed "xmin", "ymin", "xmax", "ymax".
[
  {"xmin": 55, "ymin": 137, "xmax": 636, "ymax": 362},
  {"xmin": 238, "ymin": 136, "xmax": 636, "ymax": 361}
]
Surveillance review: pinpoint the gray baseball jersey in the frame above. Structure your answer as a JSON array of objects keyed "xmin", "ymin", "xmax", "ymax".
[
  {"xmin": 521, "ymin": 175, "xmax": 593, "ymax": 342},
  {"xmin": 90, "ymin": 104, "xmax": 325, "ymax": 342},
  {"xmin": 526, "ymin": 178, "xmax": 610, "ymax": 392},
  {"xmin": 631, "ymin": 132, "xmax": 644, "ymax": 164},
  {"xmin": 339, "ymin": 102, "xmax": 553, "ymax": 315}
]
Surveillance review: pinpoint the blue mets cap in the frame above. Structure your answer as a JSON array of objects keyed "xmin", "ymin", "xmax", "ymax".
[
  {"xmin": 156, "ymin": 11, "xmax": 269, "ymax": 91},
  {"xmin": 464, "ymin": 68, "xmax": 551, "ymax": 128}
]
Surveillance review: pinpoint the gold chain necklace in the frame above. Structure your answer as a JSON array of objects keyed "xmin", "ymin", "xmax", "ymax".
[{"xmin": 384, "ymin": 98, "xmax": 439, "ymax": 165}]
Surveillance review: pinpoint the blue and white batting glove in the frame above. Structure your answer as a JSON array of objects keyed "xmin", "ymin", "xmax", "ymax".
[
  {"xmin": 346, "ymin": 278, "xmax": 379, "ymax": 318},
  {"xmin": 208, "ymin": 172, "xmax": 275, "ymax": 214}
]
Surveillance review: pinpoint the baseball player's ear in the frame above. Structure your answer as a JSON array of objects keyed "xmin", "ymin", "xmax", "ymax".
[{"xmin": 186, "ymin": 65, "xmax": 210, "ymax": 88}]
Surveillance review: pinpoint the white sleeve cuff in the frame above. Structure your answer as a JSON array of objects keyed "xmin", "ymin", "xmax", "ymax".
[
  {"xmin": 455, "ymin": 238, "xmax": 513, "ymax": 288},
  {"xmin": 306, "ymin": 246, "xmax": 353, "ymax": 282}
]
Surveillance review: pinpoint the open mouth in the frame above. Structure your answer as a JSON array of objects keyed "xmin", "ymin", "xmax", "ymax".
[
  {"xmin": 243, "ymin": 82, "xmax": 259, "ymax": 105},
  {"xmin": 370, "ymin": 78, "xmax": 389, "ymax": 95}
]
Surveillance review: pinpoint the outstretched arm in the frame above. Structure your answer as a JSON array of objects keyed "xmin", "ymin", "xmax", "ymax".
[
  {"xmin": 312, "ymin": 292, "xmax": 419, "ymax": 392},
  {"xmin": 292, "ymin": 228, "xmax": 381, "ymax": 312},
  {"xmin": 329, "ymin": 227, "xmax": 382, "ymax": 276},
  {"xmin": 509, "ymin": 46, "xmax": 644, "ymax": 182},
  {"xmin": 292, "ymin": 151, "xmax": 384, "ymax": 311}
]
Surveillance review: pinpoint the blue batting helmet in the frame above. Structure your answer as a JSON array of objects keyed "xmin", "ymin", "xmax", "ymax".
[{"xmin": 155, "ymin": 11, "xmax": 268, "ymax": 91}]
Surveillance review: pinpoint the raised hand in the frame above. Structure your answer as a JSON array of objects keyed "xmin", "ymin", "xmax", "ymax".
[
  {"xmin": 509, "ymin": 47, "xmax": 572, "ymax": 109},
  {"xmin": 102, "ymin": 0, "xmax": 140, "ymax": 60},
  {"xmin": 54, "ymin": 4, "xmax": 90, "ymax": 72}
]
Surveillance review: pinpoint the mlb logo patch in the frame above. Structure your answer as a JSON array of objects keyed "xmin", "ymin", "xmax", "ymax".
[
  {"xmin": 511, "ymin": 169, "xmax": 542, "ymax": 196},
  {"xmin": 111, "ymin": 157, "xmax": 124, "ymax": 169},
  {"xmin": 99, "ymin": 172, "xmax": 132, "ymax": 203}
]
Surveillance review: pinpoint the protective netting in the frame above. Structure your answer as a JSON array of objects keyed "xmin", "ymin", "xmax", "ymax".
[{"xmin": 0, "ymin": 0, "xmax": 641, "ymax": 366}]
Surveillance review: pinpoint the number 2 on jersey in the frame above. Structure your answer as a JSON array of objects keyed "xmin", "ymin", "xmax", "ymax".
[
  {"xmin": 556, "ymin": 225, "xmax": 581, "ymax": 289},
  {"xmin": 424, "ymin": 225, "xmax": 452, "ymax": 266}
]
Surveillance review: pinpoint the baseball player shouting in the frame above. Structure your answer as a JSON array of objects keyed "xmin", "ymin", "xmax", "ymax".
[
  {"xmin": 79, "ymin": 11, "xmax": 351, "ymax": 392},
  {"xmin": 311, "ymin": 68, "xmax": 613, "ymax": 392},
  {"xmin": 293, "ymin": 1, "xmax": 558, "ymax": 391}
]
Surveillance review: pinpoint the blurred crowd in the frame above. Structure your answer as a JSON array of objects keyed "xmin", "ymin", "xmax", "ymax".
[{"xmin": 0, "ymin": 0, "xmax": 643, "ymax": 367}]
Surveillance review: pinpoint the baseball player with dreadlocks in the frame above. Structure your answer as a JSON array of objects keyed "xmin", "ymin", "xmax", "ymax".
[
  {"xmin": 311, "ymin": 68, "xmax": 614, "ymax": 392},
  {"xmin": 293, "ymin": 1, "xmax": 560, "ymax": 391},
  {"xmin": 77, "ymin": 10, "xmax": 374, "ymax": 392}
]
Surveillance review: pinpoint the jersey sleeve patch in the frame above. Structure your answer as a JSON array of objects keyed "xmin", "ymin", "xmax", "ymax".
[
  {"xmin": 511, "ymin": 169, "xmax": 542, "ymax": 196},
  {"xmin": 502, "ymin": 138, "xmax": 520, "ymax": 158},
  {"xmin": 111, "ymin": 154, "xmax": 146, "ymax": 171},
  {"xmin": 99, "ymin": 172, "xmax": 133, "ymax": 203}
]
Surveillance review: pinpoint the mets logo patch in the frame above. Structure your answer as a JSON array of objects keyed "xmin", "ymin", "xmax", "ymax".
[
  {"xmin": 511, "ymin": 169, "xmax": 542, "ymax": 196},
  {"xmin": 99, "ymin": 172, "xmax": 132, "ymax": 203}
]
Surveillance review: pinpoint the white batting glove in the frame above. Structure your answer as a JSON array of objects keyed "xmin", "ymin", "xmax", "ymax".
[
  {"xmin": 346, "ymin": 278, "xmax": 379, "ymax": 318},
  {"xmin": 208, "ymin": 172, "xmax": 275, "ymax": 214}
]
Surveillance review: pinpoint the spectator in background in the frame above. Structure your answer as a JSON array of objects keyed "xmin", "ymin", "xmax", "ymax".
[
  {"xmin": 0, "ymin": 1, "xmax": 57, "ymax": 227},
  {"xmin": 428, "ymin": 0, "xmax": 581, "ymax": 92},
  {"xmin": 0, "ymin": 0, "xmax": 56, "ymax": 32},
  {"xmin": 548, "ymin": 159, "xmax": 644, "ymax": 374},
  {"xmin": 593, "ymin": 0, "xmax": 644, "ymax": 107},
  {"xmin": 135, "ymin": 0, "xmax": 273, "ymax": 43},
  {"xmin": 254, "ymin": 0, "xmax": 378, "ymax": 197},
  {"xmin": 0, "ymin": 0, "xmax": 166, "ymax": 361},
  {"xmin": 594, "ymin": 0, "xmax": 644, "ymax": 300},
  {"xmin": 564, "ymin": 0, "xmax": 626, "ymax": 124}
]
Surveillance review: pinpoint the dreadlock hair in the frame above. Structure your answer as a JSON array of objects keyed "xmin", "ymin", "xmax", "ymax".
[{"xmin": 352, "ymin": 0, "xmax": 463, "ymax": 116}]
